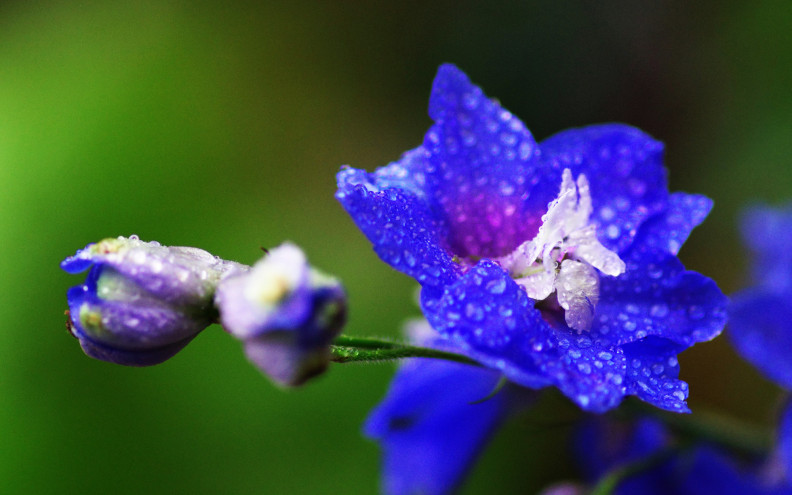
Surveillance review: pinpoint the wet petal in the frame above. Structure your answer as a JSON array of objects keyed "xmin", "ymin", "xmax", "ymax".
[
  {"xmin": 632, "ymin": 192, "xmax": 713, "ymax": 256},
  {"xmin": 622, "ymin": 337, "xmax": 690, "ymax": 413},
  {"xmin": 336, "ymin": 164, "xmax": 459, "ymax": 294},
  {"xmin": 539, "ymin": 124, "xmax": 669, "ymax": 254},
  {"xmin": 595, "ymin": 246, "xmax": 727, "ymax": 348},
  {"xmin": 423, "ymin": 64, "xmax": 546, "ymax": 258}
]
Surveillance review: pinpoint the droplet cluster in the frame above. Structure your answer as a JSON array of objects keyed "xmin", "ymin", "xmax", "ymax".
[{"xmin": 423, "ymin": 64, "xmax": 547, "ymax": 258}]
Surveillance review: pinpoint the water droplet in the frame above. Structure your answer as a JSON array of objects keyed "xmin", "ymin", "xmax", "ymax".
[
  {"xmin": 150, "ymin": 259, "xmax": 163, "ymax": 273},
  {"xmin": 688, "ymin": 306, "xmax": 705, "ymax": 320},
  {"xmin": 486, "ymin": 279, "xmax": 507, "ymax": 297},
  {"xmin": 650, "ymin": 304, "xmax": 669, "ymax": 318},
  {"xmin": 465, "ymin": 303, "xmax": 484, "ymax": 321}
]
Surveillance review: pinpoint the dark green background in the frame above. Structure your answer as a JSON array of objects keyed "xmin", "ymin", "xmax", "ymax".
[{"xmin": 1, "ymin": 1, "xmax": 791, "ymax": 493}]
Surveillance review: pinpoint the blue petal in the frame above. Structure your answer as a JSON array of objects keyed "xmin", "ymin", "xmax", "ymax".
[
  {"xmin": 69, "ymin": 289, "xmax": 209, "ymax": 350},
  {"xmin": 364, "ymin": 357, "xmax": 514, "ymax": 495},
  {"xmin": 575, "ymin": 418, "xmax": 671, "ymax": 495},
  {"xmin": 575, "ymin": 419, "xmax": 774, "ymax": 495},
  {"xmin": 741, "ymin": 204, "xmax": 792, "ymax": 292},
  {"xmin": 622, "ymin": 337, "xmax": 690, "ymax": 413},
  {"xmin": 426, "ymin": 260, "xmax": 628, "ymax": 412},
  {"xmin": 75, "ymin": 332, "xmax": 198, "ymax": 367},
  {"xmin": 337, "ymin": 147, "xmax": 430, "ymax": 199},
  {"xmin": 729, "ymin": 289, "xmax": 792, "ymax": 389},
  {"xmin": 678, "ymin": 448, "xmax": 782, "ymax": 495},
  {"xmin": 243, "ymin": 333, "xmax": 331, "ymax": 387},
  {"xmin": 539, "ymin": 124, "xmax": 669, "ymax": 254},
  {"xmin": 336, "ymin": 161, "xmax": 459, "ymax": 293},
  {"xmin": 423, "ymin": 64, "xmax": 546, "ymax": 258},
  {"xmin": 424, "ymin": 260, "xmax": 550, "ymax": 389},
  {"xmin": 595, "ymin": 245, "xmax": 727, "ymax": 349},
  {"xmin": 633, "ymin": 192, "xmax": 713, "ymax": 255},
  {"xmin": 534, "ymin": 332, "xmax": 628, "ymax": 413},
  {"xmin": 60, "ymin": 248, "xmax": 95, "ymax": 273}
]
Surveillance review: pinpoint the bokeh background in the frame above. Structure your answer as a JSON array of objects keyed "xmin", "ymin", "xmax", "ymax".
[{"xmin": 1, "ymin": 1, "xmax": 791, "ymax": 493}]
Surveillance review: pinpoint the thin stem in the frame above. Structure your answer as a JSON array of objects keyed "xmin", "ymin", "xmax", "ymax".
[
  {"xmin": 590, "ymin": 443, "xmax": 687, "ymax": 495},
  {"xmin": 331, "ymin": 339, "xmax": 771, "ymax": 459},
  {"xmin": 333, "ymin": 335, "xmax": 403, "ymax": 350},
  {"xmin": 330, "ymin": 344, "xmax": 480, "ymax": 367}
]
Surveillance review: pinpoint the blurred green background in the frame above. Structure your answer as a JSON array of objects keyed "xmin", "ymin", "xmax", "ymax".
[{"xmin": 1, "ymin": 1, "xmax": 791, "ymax": 493}]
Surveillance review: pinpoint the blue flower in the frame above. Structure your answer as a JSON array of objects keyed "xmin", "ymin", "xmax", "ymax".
[
  {"xmin": 573, "ymin": 413, "xmax": 792, "ymax": 495},
  {"xmin": 364, "ymin": 319, "xmax": 531, "ymax": 495},
  {"xmin": 62, "ymin": 235, "xmax": 243, "ymax": 366},
  {"xmin": 730, "ymin": 204, "xmax": 792, "ymax": 388},
  {"xmin": 337, "ymin": 64, "xmax": 726, "ymax": 413},
  {"xmin": 587, "ymin": 204, "xmax": 792, "ymax": 495},
  {"xmin": 214, "ymin": 243, "xmax": 346, "ymax": 386}
]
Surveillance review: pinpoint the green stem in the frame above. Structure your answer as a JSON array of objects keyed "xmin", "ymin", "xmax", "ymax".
[
  {"xmin": 333, "ymin": 335, "xmax": 403, "ymax": 350},
  {"xmin": 330, "ymin": 338, "xmax": 771, "ymax": 459},
  {"xmin": 330, "ymin": 343, "xmax": 480, "ymax": 367},
  {"xmin": 590, "ymin": 443, "xmax": 688, "ymax": 495}
]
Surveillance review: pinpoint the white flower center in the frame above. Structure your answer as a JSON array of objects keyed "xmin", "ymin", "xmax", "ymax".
[{"xmin": 496, "ymin": 168, "xmax": 625, "ymax": 332}]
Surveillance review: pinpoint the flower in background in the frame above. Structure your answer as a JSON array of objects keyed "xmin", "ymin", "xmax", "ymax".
[
  {"xmin": 729, "ymin": 204, "xmax": 792, "ymax": 389},
  {"xmin": 572, "ymin": 416, "xmax": 790, "ymax": 495},
  {"xmin": 215, "ymin": 243, "xmax": 346, "ymax": 386},
  {"xmin": 364, "ymin": 319, "xmax": 532, "ymax": 495},
  {"xmin": 337, "ymin": 64, "xmax": 727, "ymax": 414},
  {"xmin": 62, "ymin": 235, "xmax": 242, "ymax": 366}
]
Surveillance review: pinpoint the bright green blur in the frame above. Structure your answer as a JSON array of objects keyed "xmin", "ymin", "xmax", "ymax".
[{"xmin": 1, "ymin": 1, "xmax": 791, "ymax": 493}]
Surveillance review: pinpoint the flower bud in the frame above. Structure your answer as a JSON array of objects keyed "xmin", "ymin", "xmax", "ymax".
[
  {"xmin": 62, "ymin": 235, "xmax": 242, "ymax": 366},
  {"xmin": 215, "ymin": 243, "xmax": 346, "ymax": 386}
]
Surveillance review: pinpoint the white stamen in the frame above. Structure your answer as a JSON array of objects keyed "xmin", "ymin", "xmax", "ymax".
[{"xmin": 496, "ymin": 168, "xmax": 626, "ymax": 332}]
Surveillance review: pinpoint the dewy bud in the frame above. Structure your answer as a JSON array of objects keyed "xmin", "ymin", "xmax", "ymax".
[
  {"xmin": 61, "ymin": 235, "xmax": 243, "ymax": 366},
  {"xmin": 214, "ymin": 243, "xmax": 347, "ymax": 387}
]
